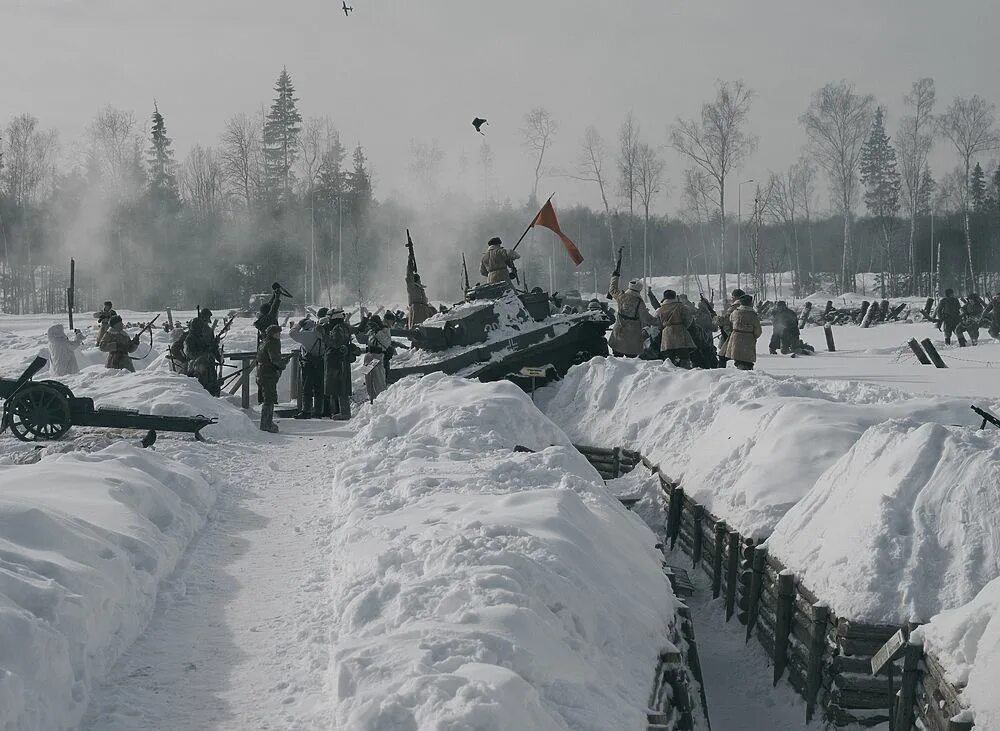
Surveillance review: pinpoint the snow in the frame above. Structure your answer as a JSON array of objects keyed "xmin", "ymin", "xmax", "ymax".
[
  {"xmin": 0, "ymin": 444, "xmax": 213, "ymax": 730},
  {"xmin": 912, "ymin": 577, "xmax": 1000, "ymax": 729},
  {"xmin": 766, "ymin": 420, "xmax": 1000, "ymax": 624},
  {"xmin": 331, "ymin": 373, "xmax": 681, "ymax": 729}
]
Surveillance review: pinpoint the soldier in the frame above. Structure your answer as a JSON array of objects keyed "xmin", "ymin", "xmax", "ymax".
[
  {"xmin": 290, "ymin": 315, "xmax": 323, "ymax": 418},
  {"xmin": 715, "ymin": 289, "xmax": 745, "ymax": 368},
  {"xmin": 46, "ymin": 323, "xmax": 85, "ymax": 376},
  {"xmin": 934, "ymin": 289, "xmax": 962, "ymax": 345},
  {"xmin": 690, "ymin": 298, "xmax": 719, "ymax": 369},
  {"xmin": 95, "ymin": 301, "xmax": 118, "ymax": 345},
  {"xmin": 725, "ymin": 294, "xmax": 763, "ymax": 370},
  {"xmin": 768, "ymin": 301, "xmax": 800, "ymax": 355},
  {"xmin": 480, "ymin": 236, "xmax": 520, "ymax": 283},
  {"xmin": 608, "ymin": 271, "xmax": 654, "ymax": 357},
  {"xmin": 958, "ymin": 293, "xmax": 985, "ymax": 346},
  {"xmin": 254, "ymin": 283, "xmax": 285, "ymax": 344},
  {"xmin": 362, "ymin": 314, "xmax": 393, "ymax": 403},
  {"xmin": 655, "ymin": 290, "xmax": 695, "ymax": 369},
  {"xmin": 185, "ymin": 309, "xmax": 221, "ymax": 395},
  {"xmin": 255, "ymin": 324, "xmax": 284, "ymax": 433},
  {"xmin": 99, "ymin": 316, "xmax": 140, "ymax": 371},
  {"xmin": 168, "ymin": 327, "xmax": 189, "ymax": 374},
  {"xmin": 985, "ymin": 294, "xmax": 1000, "ymax": 341},
  {"xmin": 405, "ymin": 241, "xmax": 437, "ymax": 328},
  {"xmin": 319, "ymin": 310, "xmax": 355, "ymax": 420}
]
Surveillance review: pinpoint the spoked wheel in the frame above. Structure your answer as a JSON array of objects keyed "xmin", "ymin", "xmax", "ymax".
[{"xmin": 5, "ymin": 384, "xmax": 72, "ymax": 441}]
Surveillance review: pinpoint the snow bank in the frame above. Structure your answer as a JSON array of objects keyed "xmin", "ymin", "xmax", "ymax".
[
  {"xmin": 538, "ymin": 357, "xmax": 994, "ymax": 538},
  {"xmin": 331, "ymin": 374, "xmax": 680, "ymax": 730},
  {"xmin": 0, "ymin": 444, "xmax": 214, "ymax": 730},
  {"xmin": 912, "ymin": 578, "xmax": 1000, "ymax": 729},
  {"xmin": 766, "ymin": 421, "xmax": 1000, "ymax": 624}
]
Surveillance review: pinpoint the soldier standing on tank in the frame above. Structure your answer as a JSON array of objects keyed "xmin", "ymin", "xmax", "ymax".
[
  {"xmin": 480, "ymin": 237, "xmax": 520, "ymax": 284},
  {"xmin": 934, "ymin": 289, "xmax": 962, "ymax": 345},
  {"xmin": 405, "ymin": 240, "xmax": 437, "ymax": 327},
  {"xmin": 256, "ymin": 324, "xmax": 284, "ymax": 433}
]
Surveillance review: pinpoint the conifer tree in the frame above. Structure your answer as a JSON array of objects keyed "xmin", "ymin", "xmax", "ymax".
[
  {"xmin": 147, "ymin": 102, "xmax": 179, "ymax": 208},
  {"xmin": 263, "ymin": 67, "xmax": 303, "ymax": 199},
  {"xmin": 970, "ymin": 162, "xmax": 987, "ymax": 212},
  {"xmin": 859, "ymin": 106, "xmax": 901, "ymax": 293},
  {"xmin": 916, "ymin": 164, "xmax": 935, "ymax": 217}
]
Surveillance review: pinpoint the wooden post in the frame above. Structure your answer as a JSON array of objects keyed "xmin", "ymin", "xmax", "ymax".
[
  {"xmin": 824, "ymin": 323, "xmax": 836, "ymax": 352},
  {"xmin": 894, "ymin": 641, "xmax": 922, "ymax": 731},
  {"xmin": 774, "ymin": 571, "xmax": 795, "ymax": 685},
  {"xmin": 166, "ymin": 307, "xmax": 174, "ymax": 328},
  {"xmin": 725, "ymin": 530, "xmax": 740, "ymax": 621},
  {"xmin": 712, "ymin": 522, "xmax": 726, "ymax": 599},
  {"xmin": 920, "ymin": 338, "xmax": 948, "ymax": 368},
  {"xmin": 669, "ymin": 486, "xmax": 684, "ymax": 550},
  {"xmin": 745, "ymin": 547, "xmax": 767, "ymax": 640},
  {"xmin": 290, "ymin": 354, "xmax": 301, "ymax": 409},
  {"xmin": 859, "ymin": 300, "xmax": 870, "ymax": 323},
  {"xmin": 691, "ymin": 505, "xmax": 704, "ymax": 568},
  {"xmin": 67, "ymin": 258, "xmax": 75, "ymax": 330},
  {"xmin": 737, "ymin": 539, "xmax": 754, "ymax": 625},
  {"xmin": 612, "ymin": 447, "xmax": 622, "ymax": 479},
  {"xmin": 908, "ymin": 338, "xmax": 932, "ymax": 365},
  {"xmin": 805, "ymin": 603, "xmax": 830, "ymax": 723},
  {"xmin": 240, "ymin": 358, "xmax": 251, "ymax": 409}
]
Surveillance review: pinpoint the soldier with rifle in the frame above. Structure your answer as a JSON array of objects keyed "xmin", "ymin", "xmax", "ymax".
[
  {"xmin": 607, "ymin": 247, "xmax": 653, "ymax": 357},
  {"xmin": 185, "ymin": 308, "xmax": 223, "ymax": 395},
  {"xmin": 405, "ymin": 230, "xmax": 437, "ymax": 328},
  {"xmin": 958, "ymin": 293, "xmax": 986, "ymax": 346},
  {"xmin": 254, "ymin": 282, "xmax": 291, "ymax": 345},
  {"xmin": 319, "ymin": 309, "xmax": 357, "ymax": 420},
  {"xmin": 480, "ymin": 236, "xmax": 520, "ymax": 284},
  {"xmin": 99, "ymin": 315, "xmax": 147, "ymax": 371},
  {"xmin": 290, "ymin": 312, "xmax": 324, "ymax": 419},
  {"xmin": 715, "ymin": 289, "xmax": 745, "ymax": 368}
]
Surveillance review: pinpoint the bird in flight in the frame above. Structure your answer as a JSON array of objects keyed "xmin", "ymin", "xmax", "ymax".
[
  {"xmin": 472, "ymin": 117, "xmax": 488, "ymax": 135},
  {"xmin": 342, "ymin": 1, "xmax": 353, "ymax": 16}
]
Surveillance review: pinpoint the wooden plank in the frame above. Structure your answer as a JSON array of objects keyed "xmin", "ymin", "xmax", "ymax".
[
  {"xmin": 838, "ymin": 620, "xmax": 902, "ymax": 642},
  {"xmin": 774, "ymin": 572, "xmax": 796, "ymax": 685},
  {"xmin": 712, "ymin": 522, "xmax": 726, "ymax": 599},
  {"xmin": 725, "ymin": 531, "xmax": 740, "ymax": 621},
  {"xmin": 806, "ymin": 603, "xmax": 831, "ymax": 723}
]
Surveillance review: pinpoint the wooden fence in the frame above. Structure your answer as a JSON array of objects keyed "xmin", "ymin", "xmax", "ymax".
[{"xmin": 577, "ymin": 445, "xmax": 975, "ymax": 730}]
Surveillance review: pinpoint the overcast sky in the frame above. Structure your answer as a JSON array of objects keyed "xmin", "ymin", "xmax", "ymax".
[{"xmin": 3, "ymin": 0, "xmax": 999, "ymax": 214}]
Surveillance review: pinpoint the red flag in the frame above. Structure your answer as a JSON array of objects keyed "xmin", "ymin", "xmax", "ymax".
[{"xmin": 532, "ymin": 199, "xmax": 584, "ymax": 265}]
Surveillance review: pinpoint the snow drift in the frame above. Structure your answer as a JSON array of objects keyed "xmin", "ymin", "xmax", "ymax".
[
  {"xmin": 913, "ymin": 577, "xmax": 1000, "ymax": 729},
  {"xmin": 538, "ymin": 357, "xmax": 995, "ymax": 538},
  {"xmin": 767, "ymin": 420, "xmax": 1000, "ymax": 624},
  {"xmin": 0, "ymin": 445, "xmax": 214, "ymax": 731},
  {"xmin": 331, "ymin": 373, "xmax": 681, "ymax": 730}
]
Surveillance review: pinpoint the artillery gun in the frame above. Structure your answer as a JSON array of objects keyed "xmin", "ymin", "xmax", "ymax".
[{"xmin": 388, "ymin": 281, "xmax": 610, "ymax": 385}]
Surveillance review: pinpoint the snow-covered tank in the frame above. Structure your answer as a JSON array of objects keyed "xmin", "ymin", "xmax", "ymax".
[{"xmin": 388, "ymin": 281, "xmax": 610, "ymax": 383}]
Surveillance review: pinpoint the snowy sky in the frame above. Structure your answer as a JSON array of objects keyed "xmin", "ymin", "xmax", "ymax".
[{"xmin": 3, "ymin": 0, "xmax": 999, "ymax": 213}]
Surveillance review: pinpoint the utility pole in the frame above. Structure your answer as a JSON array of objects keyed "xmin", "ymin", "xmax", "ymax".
[
  {"xmin": 929, "ymin": 211, "xmax": 934, "ymax": 297},
  {"xmin": 338, "ymin": 195, "xmax": 343, "ymax": 308}
]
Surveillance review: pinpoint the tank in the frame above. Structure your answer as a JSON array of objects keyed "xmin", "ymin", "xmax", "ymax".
[{"xmin": 388, "ymin": 281, "xmax": 611, "ymax": 384}]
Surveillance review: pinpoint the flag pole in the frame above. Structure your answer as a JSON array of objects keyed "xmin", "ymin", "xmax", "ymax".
[{"xmin": 512, "ymin": 193, "xmax": 555, "ymax": 252}]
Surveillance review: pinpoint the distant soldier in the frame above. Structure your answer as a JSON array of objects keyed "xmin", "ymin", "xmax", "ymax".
[
  {"xmin": 934, "ymin": 289, "xmax": 962, "ymax": 345},
  {"xmin": 985, "ymin": 294, "xmax": 1000, "ymax": 341},
  {"xmin": 768, "ymin": 301, "xmax": 800, "ymax": 355},
  {"xmin": 724, "ymin": 294, "xmax": 762, "ymax": 370},
  {"xmin": 480, "ymin": 236, "xmax": 520, "ymax": 283},
  {"xmin": 255, "ymin": 324, "xmax": 284, "ymax": 433},
  {"xmin": 958, "ymin": 293, "xmax": 986, "ymax": 346},
  {"xmin": 655, "ymin": 290, "xmax": 695, "ymax": 369},
  {"xmin": 99, "ymin": 316, "xmax": 140, "ymax": 371},
  {"xmin": 362, "ymin": 314, "xmax": 394, "ymax": 403},
  {"xmin": 715, "ymin": 289, "xmax": 745, "ymax": 368},
  {"xmin": 185, "ymin": 309, "xmax": 221, "ymax": 395},
  {"xmin": 46, "ymin": 323, "xmax": 85, "ymax": 376},
  {"xmin": 290, "ymin": 315, "xmax": 324, "ymax": 419},
  {"xmin": 320, "ymin": 310, "xmax": 355, "ymax": 420},
  {"xmin": 168, "ymin": 327, "xmax": 189, "ymax": 374},
  {"xmin": 608, "ymin": 266, "xmax": 654, "ymax": 357},
  {"xmin": 95, "ymin": 301, "xmax": 118, "ymax": 345},
  {"xmin": 405, "ymin": 239, "xmax": 437, "ymax": 328}
]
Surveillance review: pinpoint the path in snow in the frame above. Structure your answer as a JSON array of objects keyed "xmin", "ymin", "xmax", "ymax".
[{"xmin": 83, "ymin": 417, "xmax": 354, "ymax": 731}]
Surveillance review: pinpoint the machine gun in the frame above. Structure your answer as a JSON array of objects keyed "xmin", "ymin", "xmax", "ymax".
[{"xmin": 972, "ymin": 405, "xmax": 1000, "ymax": 430}]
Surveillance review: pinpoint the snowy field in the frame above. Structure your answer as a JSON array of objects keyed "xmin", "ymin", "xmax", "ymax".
[{"xmin": 0, "ymin": 306, "xmax": 998, "ymax": 729}]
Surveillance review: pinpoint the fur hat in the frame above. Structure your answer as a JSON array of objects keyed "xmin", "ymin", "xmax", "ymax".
[
  {"xmin": 628, "ymin": 279, "xmax": 642, "ymax": 293},
  {"xmin": 739, "ymin": 294, "xmax": 753, "ymax": 307},
  {"xmin": 488, "ymin": 236, "xmax": 502, "ymax": 247},
  {"xmin": 663, "ymin": 289, "xmax": 677, "ymax": 300},
  {"xmin": 328, "ymin": 309, "xmax": 346, "ymax": 320}
]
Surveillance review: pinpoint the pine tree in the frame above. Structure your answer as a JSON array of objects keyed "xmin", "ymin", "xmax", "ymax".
[
  {"xmin": 916, "ymin": 164, "xmax": 935, "ymax": 217},
  {"xmin": 316, "ymin": 136, "xmax": 346, "ymax": 206},
  {"xmin": 263, "ymin": 67, "xmax": 303, "ymax": 199},
  {"xmin": 991, "ymin": 165, "xmax": 1000, "ymax": 210},
  {"xmin": 147, "ymin": 102, "xmax": 179, "ymax": 208},
  {"xmin": 859, "ymin": 107, "xmax": 901, "ymax": 294},
  {"xmin": 345, "ymin": 144, "xmax": 372, "ymax": 216},
  {"xmin": 970, "ymin": 162, "xmax": 987, "ymax": 212}
]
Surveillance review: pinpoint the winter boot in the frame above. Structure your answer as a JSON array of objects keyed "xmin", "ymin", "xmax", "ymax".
[
  {"xmin": 260, "ymin": 403, "xmax": 279, "ymax": 433},
  {"xmin": 332, "ymin": 397, "xmax": 352, "ymax": 421}
]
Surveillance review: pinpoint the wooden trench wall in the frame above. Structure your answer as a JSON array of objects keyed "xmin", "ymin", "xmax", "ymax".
[{"xmin": 574, "ymin": 444, "xmax": 975, "ymax": 730}]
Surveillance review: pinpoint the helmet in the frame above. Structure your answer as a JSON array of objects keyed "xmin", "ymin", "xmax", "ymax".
[{"xmin": 200, "ymin": 308, "xmax": 213, "ymax": 320}]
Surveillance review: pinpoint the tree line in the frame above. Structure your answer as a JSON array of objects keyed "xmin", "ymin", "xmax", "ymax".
[{"xmin": 1, "ymin": 72, "xmax": 998, "ymax": 315}]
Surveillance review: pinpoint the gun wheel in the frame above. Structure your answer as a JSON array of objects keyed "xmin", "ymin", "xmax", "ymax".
[{"xmin": 6, "ymin": 384, "xmax": 72, "ymax": 441}]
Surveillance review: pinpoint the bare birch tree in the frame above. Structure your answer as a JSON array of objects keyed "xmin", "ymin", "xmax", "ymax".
[
  {"xmin": 800, "ymin": 81, "xmax": 874, "ymax": 292},
  {"xmin": 747, "ymin": 176, "xmax": 777, "ymax": 297},
  {"xmin": 897, "ymin": 79, "xmax": 935, "ymax": 292},
  {"xmin": 2, "ymin": 114, "xmax": 59, "ymax": 206},
  {"xmin": 220, "ymin": 112, "xmax": 263, "ymax": 211},
  {"xmin": 936, "ymin": 95, "xmax": 1000, "ymax": 287},
  {"xmin": 617, "ymin": 113, "xmax": 640, "ymax": 263},
  {"xmin": 180, "ymin": 145, "xmax": 224, "ymax": 216},
  {"xmin": 521, "ymin": 106, "xmax": 557, "ymax": 205},
  {"xmin": 636, "ymin": 142, "xmax": 665, "ymax": 281},
  {"xmin": 573, "ymin": 126, "xmax": 616, "ymax": 258},
  {"xmin": 670, "ymin": 80, "xmax": 758, "ymax": 298},
  {"xmin": 682, "ymin": 167, "xmax": 715, "ymax": 294},
  {"xmin": 770, "ymin": 160, "xmax": 815, "ymax": 294}
]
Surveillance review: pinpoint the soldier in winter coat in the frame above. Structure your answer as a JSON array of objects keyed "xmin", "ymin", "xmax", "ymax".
[
  {"xmin": 725, "ymin": 294, "xmax": 762, "ymax": 370},
  {"xmin": 362, "ymin": 315, "xmax": 393, "ymax": 403},
  {"xmin": 406, "ymin": 246, "xmax": 437, "ymax": 328},
  {"xmin": 168, "ymin": 327, "xmax": 189, "ymax": 374},
  {"xmin": 46, "ymin": 323, "xmax": 85, "ymax": 376},
  {"xmin": 715, "ymin": 289, "xmax": 745, "ymax": 368},
  {"xmin": 480, "ymin": 237, "xmax": 520, "ymax": 283},
  {"xmin": 768, "ymin": 301, "xmax": 800, "ymax": 354},
  {"xmin": 985, "ymin": 294, "xmax": 1000, "ymax": 341},
  {"xmin": 95, "ymin": 301, "xmax": 118, "ymax": 346},
  {"xmin": 256, "ymin": 324, "xmax": 284, "ymax": 433},
  {"xmin": 655, "ymin": 290, "xmax": 695, "ymax": 368},
  {"xmin": 934, "ymin": 289, "xmax": 962, "ymax": 345},
  {"xmin": 290, "ymin": 316, "xmax": 324, "ymax": 418},
  {"xmin": 608, "ymin": 275, "xmax": 654, "ymax": 357},
  {"xmin": 320, "ymin": 310, "xmax": 355, "ymax": 420},
  {"xmin": 958, "ymin": 293, "xmax": 985, "ymax": 346},
  {"xmin": 99, "ymin": 316, "xmax": 140, "ymax": 371},
  {"xmin": 185, "ymin": 310, "xmax": 221, "ymax": 395}
]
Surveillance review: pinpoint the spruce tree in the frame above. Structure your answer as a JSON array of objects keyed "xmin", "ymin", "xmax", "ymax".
[
  {"xmin": 991, "ymin": 165, "xmax": 1000, "ymax": 210},
  {"xmin": 263, "ymin": 67, "xmax": 303, "ymax": 199},
  {"xmin": 970, "ymin": 162, "xmax": 987, "ymax": 212},
  {"xmin": 147, "ymin": 102, "xmax": 179, "ymax": 208},
  {"xmin": 859, "ymin": 107, "xmax": 901, "ymax": 294},
  {"xmin": 916, "ymin": 164, "xmax": 935, "ymax": 217}
]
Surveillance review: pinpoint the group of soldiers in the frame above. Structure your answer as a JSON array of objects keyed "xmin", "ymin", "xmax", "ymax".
[{"xmin": 933, "ymin": 289, "xmax": 1000, "ymax": 346}]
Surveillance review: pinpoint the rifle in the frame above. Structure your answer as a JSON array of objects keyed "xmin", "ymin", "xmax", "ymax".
[
  {"xmin": 67, "ymin": 258, "xmax": 75, "ymax": 330},
  {"xmin": 215, "ymin": 315, "xmax": 235, "ymax": 344},
  {"xmin": 648, "ymin": 290, "xmax": 661, "ymax": 310},
  {"xmin": 699, "ymin": 293, "xmax": 717, "ymax": 318},
  {"xmin": 972, "ymin": 405, "xmax": 1000, "ymax": 430},
  {"xmin": 406, "ymin": 229, "xmax": 418, "ymax": 273},
  {"xmin": 608, "ymin": 246, "xmax": 624, "ymax": 299},
  {"xmin": 139, "ymin": 314, "xmax": 161, "ymax": 334},
  {"xmin": 461, "ymin": 253, "xmax": 470, "ymax": 291}
]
